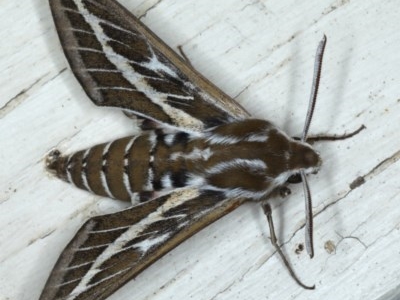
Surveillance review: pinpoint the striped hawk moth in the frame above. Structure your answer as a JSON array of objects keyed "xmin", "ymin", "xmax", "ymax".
[{"xmin": 40, "ymin": 0, "xmax": 336, "ymax": 299}]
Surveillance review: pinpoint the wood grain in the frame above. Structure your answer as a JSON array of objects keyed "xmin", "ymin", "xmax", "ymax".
[{"xmin": 1, "ymin": 0, "xmax": 399, "ymax": 299}]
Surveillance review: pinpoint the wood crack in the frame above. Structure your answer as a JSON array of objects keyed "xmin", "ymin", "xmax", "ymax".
[
  {"xmin": 209, "ymin": 280, "xmax": 237, "ymax": 300},
  {"xmin": 335, "ymin": 232, "xmax": 368, "ymax": 250},
  {"xmin": 321, "ymin": 0, "xmax": 351, "ymax": 17},
  {"xmin": 0, "ymin": 77, "xmax": 42, "ymax": 119},
  {"xmin": 139, "ymin": 0, "xmax": 164, "ymax": 19},
  {"xmin": 316, "ymin": 148, "xmax": 400, "ymax": 219},
  {"xmin": 0, "ymin": 67, "xmax": 67, "ymax": 119}
]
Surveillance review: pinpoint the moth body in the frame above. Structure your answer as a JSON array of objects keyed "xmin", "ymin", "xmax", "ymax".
[
  {"xmin": 47, "ymin": 119, "xmax": 321, "ymax": 202},
  {"xmin": 41, "ymin": 0, "xmax": 327, "ymax": 298}
]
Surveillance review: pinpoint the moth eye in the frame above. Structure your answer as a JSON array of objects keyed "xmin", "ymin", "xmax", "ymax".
[
  {"xmin": 279, "ymin": 186, "xmax": 292, "ymax": 197},
  {"xmin": 287, "ymin": 173, "xmax": 302, "ymax": 184}
]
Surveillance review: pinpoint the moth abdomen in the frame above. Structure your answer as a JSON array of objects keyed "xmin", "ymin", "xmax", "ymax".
[
  {"xmin": 46, "ymin": 149, "xmax": 68, "ymax": 181},
  {"xmin": 46, "ymin": 131, "xmax": 179, "ymax": 203},
  {"xmin": 47, "ymin": 136, "xmax": 137, "ymax": 202}
]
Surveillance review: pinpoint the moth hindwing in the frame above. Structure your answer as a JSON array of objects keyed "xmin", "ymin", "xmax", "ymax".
[{"xmin": 41, "ymin": 0, "xmax": 324, "ymax": 299}]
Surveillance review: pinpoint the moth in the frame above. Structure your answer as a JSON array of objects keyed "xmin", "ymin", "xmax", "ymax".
[{"xmin": 40, "ymin": 0, "xmax": 336, "ymax": 299}]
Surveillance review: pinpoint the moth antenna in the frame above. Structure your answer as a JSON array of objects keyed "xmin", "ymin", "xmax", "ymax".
[
  {"xmin": 301, "ymin": 35, "xmax": 327, "ymax": 142},
  {"xmin": 301, "ymin": 35, "xmax": 327, "ymax": 258},
  {"xmin": 301, "ymin": 171, "xmax": 314, "ymax": 258},
  {"xmin": 177, "ymin": 45, "xmax": 192, "ymax": 66}
]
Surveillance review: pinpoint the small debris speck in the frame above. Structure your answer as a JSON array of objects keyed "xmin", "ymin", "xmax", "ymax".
[
  {"xmin": 295, "ymin": 243, "xmax": 304, "ymax": 254},
  {"xmin": 350, "ymin": 176, "xmax": 365, "ymax": 190},
  {"xmin": 324, "ymin": 240, "xmax": 336, "ymax": 254}
]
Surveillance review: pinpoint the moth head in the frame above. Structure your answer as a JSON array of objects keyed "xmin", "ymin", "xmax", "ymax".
[
  {"xmin": 287, "ymin": 140, "xmax": 321, "ymax": 176},
  {"xmin": 261, "ymin": 126, "xmax": 321, "ymax": 185}
]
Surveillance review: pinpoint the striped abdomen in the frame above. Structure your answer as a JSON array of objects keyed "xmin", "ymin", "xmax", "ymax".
[
  {"xmin": 47, "ymin": 133, "xmax": 157, "ymax": 202},
  {"xmin": 46, "ymin": 129, "xmax": 201, "ymax": 202}
]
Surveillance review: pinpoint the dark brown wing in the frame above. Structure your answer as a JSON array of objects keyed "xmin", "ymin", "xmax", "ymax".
[
  {"xmin": 49, "ymin": 0, "xmax": 250, "ymax": 132},
  {"xmin": 39, "ymin": 189, "xmax": 245, "ymax": 300}
]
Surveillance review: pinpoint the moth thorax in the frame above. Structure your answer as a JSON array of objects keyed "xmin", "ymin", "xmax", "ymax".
[{"xmin": 288, "ymin": 141, "xmax": 321, "ymax": 173}]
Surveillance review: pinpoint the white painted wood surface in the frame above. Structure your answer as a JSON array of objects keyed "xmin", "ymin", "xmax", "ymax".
[{"xmin": 1, "ymin": 0, "xmax": 399, "ymax": 299}]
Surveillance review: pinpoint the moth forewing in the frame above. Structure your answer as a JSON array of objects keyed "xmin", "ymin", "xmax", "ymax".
[
  {"xmin": 49, "ymin": 0, "xmax": 249, "ymax": 133},
  {"xmin": 42, "ymin": 0, "xmax": 327, "ymax": 299},
  {"xmin": 39, "ymin": 189, "xmax": 245, "ymax": 300}
]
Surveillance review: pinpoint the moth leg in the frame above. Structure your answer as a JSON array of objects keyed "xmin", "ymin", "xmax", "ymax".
[
  {"xmin": 177, "ymin": 45, "xmax": 193, "ymax": 67},
  {"xmin": 269, "ymin": 186, "xmax": 292, "ymax": 198},
  {"xmin": 122, "ymin": 110, "xmax": 137, "ymax": 120},
  {"xmin": 139, "ymin": 119, "xmax": 161, "ymax": 131},
  {"xmin": 302, "ymin": 124, "xmax": 366, "ymax": 143},
  {"xmin": 138, "ymin": 191, "xmax": 156, "ymax": 202},
  {"xmin": 279, "ymin": 186, "xmax": 292, "ymax": 197},
  {"xmin": 136, "ymin": 191, "xmax": 174, "ymax": 203},
  {"xmin": 261, "ymin": 202, "xmax": 315, "ymax": 290},
  {"xmin": 123, "ymin": 111, "xmax": 161, "ymax": 130}
]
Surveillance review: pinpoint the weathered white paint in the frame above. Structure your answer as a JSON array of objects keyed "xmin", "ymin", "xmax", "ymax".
[{"xmin": 0, "ymin": 0, "xmax": 399, "ymax": 300}]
